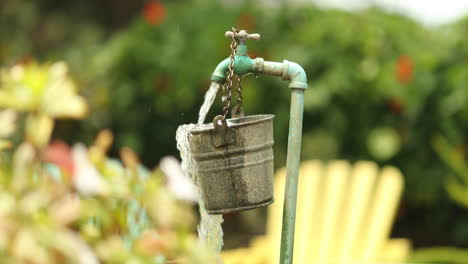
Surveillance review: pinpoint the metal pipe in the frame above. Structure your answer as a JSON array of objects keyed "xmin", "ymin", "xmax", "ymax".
[
  {"xmin": 263, "ymin": 60, "xmax": 283, "ymax": 77},
  {"xmin": 255, "ymin": 60, "xmax": 307, "ymax": 264},
  {"xmin": 279, "ymin": 88, "xmax": 304, "ymax": 264}
]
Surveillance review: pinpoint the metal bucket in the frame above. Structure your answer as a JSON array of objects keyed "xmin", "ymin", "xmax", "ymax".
[{"xmin": 189, "ymin": 114, "xmax": 275, "ymax": 214}]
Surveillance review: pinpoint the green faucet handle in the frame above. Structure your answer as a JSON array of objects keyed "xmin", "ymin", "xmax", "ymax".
[{"xmin": 225, "ymin": 30, "xmax": 261, "ymax": 42}]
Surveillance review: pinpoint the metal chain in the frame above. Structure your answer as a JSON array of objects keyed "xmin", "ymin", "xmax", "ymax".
[
  {"xmin": 234, "ymin": 72, "xmax": 253, "ymax": 109},
  {"xmin": 235, "ymin": 75, "xmax": 243, "ymax": 108},
  {"xmin": 222, "ymin": 27, "xmax": 239, "ymax": 119}
]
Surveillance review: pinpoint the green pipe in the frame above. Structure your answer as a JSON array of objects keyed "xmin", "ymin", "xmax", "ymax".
[{"xmin": 279, "ymin": 88, "xmax": 304, "ymax": 264}]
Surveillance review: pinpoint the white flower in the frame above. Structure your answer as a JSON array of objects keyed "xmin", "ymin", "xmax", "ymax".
[{"xmin": 72, "ymin": 143, "xmax": 107, "ymax": 195}]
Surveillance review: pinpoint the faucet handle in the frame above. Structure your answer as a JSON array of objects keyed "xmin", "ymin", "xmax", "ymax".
[{"xmin": 225, "ymin": 30, "xmax": 261, "ymax": 41}]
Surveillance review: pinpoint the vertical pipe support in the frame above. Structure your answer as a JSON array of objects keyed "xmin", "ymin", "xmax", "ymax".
[
  {"xmin": 259, "ymin": 59, "xmax": 308, "ymax": 264},
  {"xmin": 280, "ymin": 88, "xmax": 305, "ymax": 264}
]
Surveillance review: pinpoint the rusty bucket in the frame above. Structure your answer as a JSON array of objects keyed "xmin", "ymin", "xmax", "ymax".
[{"xmin": 189, "ymin": 114, "xmax": 275, "ymax": 214}]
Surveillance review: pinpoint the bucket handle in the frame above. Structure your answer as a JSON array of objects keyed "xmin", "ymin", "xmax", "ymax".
[{"xmin": 212, "ymin": 115, "xmax": 237, "ymax": 147}]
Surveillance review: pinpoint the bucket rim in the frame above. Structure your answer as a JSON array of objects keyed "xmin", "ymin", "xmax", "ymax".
[{"xmin": 190, "ymin": 114, "xmax": 274, "ymax": 134}]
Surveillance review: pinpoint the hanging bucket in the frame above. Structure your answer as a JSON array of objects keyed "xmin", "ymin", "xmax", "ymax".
[{"xmin": 189, "ymin": 114, "xmax": 275, "ymax": 214}]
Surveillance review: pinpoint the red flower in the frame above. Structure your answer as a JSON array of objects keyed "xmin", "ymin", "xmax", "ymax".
[
  {"xmin": 395, "ymin": 55, "xmax": 413, "ymax": 84},
  {"xmin": 42, "ymin": 140, "xmax": 74, "ymax": 176},
  {"xmin": 143, "ymin": 1, "xmax": 166, "ymax": 26}
]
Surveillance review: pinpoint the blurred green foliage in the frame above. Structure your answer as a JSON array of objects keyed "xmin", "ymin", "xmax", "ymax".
[
  {"xmin": 2, "ymin": 0, "xmax": 468, "ymax": 253},
  {"xmin": 0, "ymin": 61, "xmax": 215, "ymax": 263}
]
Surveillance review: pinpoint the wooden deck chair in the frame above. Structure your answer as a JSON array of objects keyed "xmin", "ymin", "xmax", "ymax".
[{"xmin": 222, "ymin": 160, "xmax": 411, "ymax": 264}]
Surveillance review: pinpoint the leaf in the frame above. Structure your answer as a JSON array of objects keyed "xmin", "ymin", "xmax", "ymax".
[
  {"xmin": 433, "ymin": 135, "xmax": 468, "ymax": 185},
  {"xmin": 445, "ymin": 176, "xmax": 468, "ymax": 208}
]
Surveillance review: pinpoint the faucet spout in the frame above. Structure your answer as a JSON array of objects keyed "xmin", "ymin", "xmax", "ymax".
[{"xmin": 211, "ymin": 58, "xmax": 231, "ymax": 84}]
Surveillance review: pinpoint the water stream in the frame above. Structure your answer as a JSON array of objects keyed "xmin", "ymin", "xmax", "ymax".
[
  {"xmin": 197, "ymin": 82, "xmax": 221, "ymax": 125},
  {"xmin": 176, "ymin": 82, "xmax": 224, "ymax": 253}
]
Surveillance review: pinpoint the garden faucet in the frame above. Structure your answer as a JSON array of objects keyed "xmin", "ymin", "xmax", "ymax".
[
  {"xmin": 211, "ymin": 30, "xmax": 307, "ymax": 89},
  {"xmin": 210, "ymin": 30, "xmax": 308, "ymax": 264}
]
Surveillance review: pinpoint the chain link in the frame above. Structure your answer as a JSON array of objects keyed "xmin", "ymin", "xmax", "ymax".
[
  {"xmin": 234, "ymin": 72, "xmax": 253, "ymax": 110},
  {"xmin": 235, "ymin": 75, "xmax": 243, "ymax": 108},
  {"xmin": 222, "ymin": 27, "xmax": 239, "ymax": 120}
]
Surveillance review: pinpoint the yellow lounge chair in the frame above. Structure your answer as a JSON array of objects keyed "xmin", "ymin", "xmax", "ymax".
[{"xmin": 222, "ymin": 160, "xmax": 411, "ymax": 264}]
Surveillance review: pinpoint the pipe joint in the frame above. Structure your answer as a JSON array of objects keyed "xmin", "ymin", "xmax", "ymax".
[
  {"xmin": 253, "ymin": 57, "xmax": 264, "ymax": 73},
  {"xmin": 284, "ymin": 61, "xmax": 308, "ymax": 90}
]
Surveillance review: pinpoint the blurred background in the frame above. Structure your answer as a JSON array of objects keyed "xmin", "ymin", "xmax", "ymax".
[{"xmin": 1, "ymin": 0, "xmax": 468, "ymax": 262}]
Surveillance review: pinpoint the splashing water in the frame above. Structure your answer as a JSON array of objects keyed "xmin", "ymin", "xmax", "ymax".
[{"xmin": 176, "ymin": 82, "xmax": 224, "ymax": 253}]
